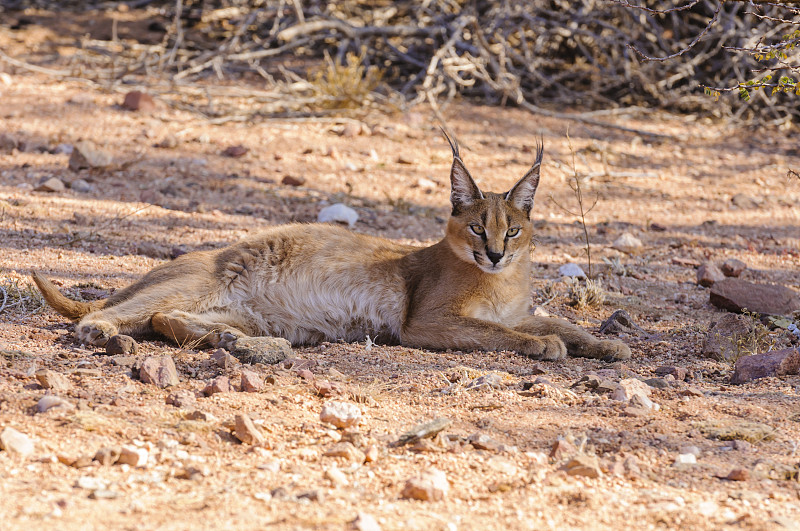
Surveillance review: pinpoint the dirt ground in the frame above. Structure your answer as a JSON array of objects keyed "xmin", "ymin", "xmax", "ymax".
[{"xmin": 2, "ymin": 31, "xmax": 800, "ymax": 531}]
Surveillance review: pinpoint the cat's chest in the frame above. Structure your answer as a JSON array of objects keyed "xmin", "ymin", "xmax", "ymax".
[{"xmin": 462, "ymin": 283, "xmax": 529, "ymax": 325}]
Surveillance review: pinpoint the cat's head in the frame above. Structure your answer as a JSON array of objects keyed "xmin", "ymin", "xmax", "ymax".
[{"xmin": 442, "ymin": 132, "xmax": 542, "ymax": 274}]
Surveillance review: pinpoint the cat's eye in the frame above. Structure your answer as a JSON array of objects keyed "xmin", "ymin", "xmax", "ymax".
[
  {"xmin": 469, "ymin": 224, "xmax": 485, "ymax": 236},
  {"xmin": 506, "ymin": 227, "xmax": 521, "ymax": 238}
]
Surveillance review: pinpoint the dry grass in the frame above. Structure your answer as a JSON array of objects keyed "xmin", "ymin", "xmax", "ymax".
[
  {"xmin": 0, "ymin": 276, "xmax": 45, "ymax": 316},
  {"xmin": 308, "ymin": 51, "xmax": 384, "ymax": 111}
]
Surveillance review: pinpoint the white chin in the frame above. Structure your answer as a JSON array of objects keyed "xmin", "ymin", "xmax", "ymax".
[{"xmin": 477, "ymin": 262, "xmax": 504, "ymax": 274}]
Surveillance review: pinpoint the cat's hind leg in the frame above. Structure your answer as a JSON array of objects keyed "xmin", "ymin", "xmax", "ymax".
[
  {"xmin": 151, "ymin": 310, "xmax": 291, "ymax": 365},
  {"xmin": 513, "ymin": 316, "xmax": 631, "ymax": 361}
]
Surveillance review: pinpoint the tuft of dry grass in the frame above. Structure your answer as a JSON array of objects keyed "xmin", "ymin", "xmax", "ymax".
[
  {"xmin": 308, "ymin": 50, "xmax": 383, "ymax": 110},
  {"xmin": 566, "ymin": 277, "xmax": 605, "ymax": 310},
  {"xmin": 0, "ymin": 276, "xmax": 45, "ymax": 316}
]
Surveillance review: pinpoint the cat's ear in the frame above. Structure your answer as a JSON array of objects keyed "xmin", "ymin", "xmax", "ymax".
[
  {"xmin": 505, "ymin": 141, "xmax": 543, "ymax": 217},
  {"xmin": 442, "ymin": 128, "xmax": 483, "ymax": 214}
]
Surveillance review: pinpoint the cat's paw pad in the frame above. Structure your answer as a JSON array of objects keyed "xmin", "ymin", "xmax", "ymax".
[
  {"xmin": 537, "ymin": 335, "xmax": 567, "ymax": 361},
  {"xmin": 597, "ymin": 340, "xmax": 631, "ymax": 361},
  {"xmin": 76, "ymin": 321, "xmax": 117, "ymax": 347},
  {"xmin": 229, "ymin": 336, "xmax": 292, "ymax": 365}
]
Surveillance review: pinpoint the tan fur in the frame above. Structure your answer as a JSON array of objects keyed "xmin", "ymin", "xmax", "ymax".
[{"xmin": 33, "ymin": 137, "xmax": 631, "ymax": 363}]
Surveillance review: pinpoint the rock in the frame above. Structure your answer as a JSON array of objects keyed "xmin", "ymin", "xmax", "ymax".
[
  {"xmin": 89, "ymin": 489, "xmax": 120, "ymax": 500},
  {"xmin": 138, "ymin": 356, "xmax": 179, "ymax": 388},
  {"xmin": 364, "ymin": 445, "xmax": 379, "ymax": 463},
  {"xmin": 228, "ymin": 336, "xmax": 291, "ymax": 365},
  {"xmin": 611, "ymin": 232, "xmax": 643, "ymax": 254},
  {"xmin": 186, "ymin": 410, "xmax": 218, "ymax": 422},
  {"xmin": 222, "ymin": 145, "xmax": 249, "ymax": 158},
  {"xmin": 549, "ymin": 438, "xmax": 578, "ymax": 459},
  {"xmin": 53, "ymin": 143, "xmax": 74, "ymax": 155},
  {"xmin": 644, "ymin": 378, "xmax": 671, "ymax": 389},
  {"xmin": 679, "ymin": 445, "xmax": 701, "ymax": 457},
  {"xmin": 320, "ymin": 401, "xmax": 362, "ymax": 429},
  {"xmin": 694, "ymin": 419, "xmax": 775, "ymax": 442},
  {"xmin": 324, "ymin": 467, "xmax": 348, "ymax": 487},
  {"xmin": 234, "ymin": 413, "xmax": 265, "ymax": 445},
  {"xmin": 314, "ymin": 380, "xmax": 342, "ymax": 397},
  {"xmin": 710, "ymin": 278, "xmax": 800, "ymax": 316},
  {"xmin": 34, "ymin": 177, "xmax": 66, "ymax": 193},
  {"xmin": 611, "ymin": 378, "xmax": 651, "ymax": 402},
  {"xmin": 0, "ymin": 427, "xmax": 35, "ymax": 456},
  {"xmin": 0, "ymin": 132, "xmax": 18, "ymax": 152},
  {"xmin": 70, "ymin": 456, "xmax": 94, "ymax": 468},
  {"xmin": 353, "ymin": 512, "xmax": 382, "ymax": 531},
  {"xmin": 122, "ymin": 91, "xmax": 156, "ymax": 112},
  {"xmin": 558, "ymin": 263, "xmax": 586, "ymax": 278},
  {"xmin": 561, "ymin": 455, "xmax": 602, "ymax": 478},
  {"xmin": 655, "ymin": 366, "xmax": 687, "ymax": 381},
  {"xmin": 94, "ymin": 447, "xmax": 121, "ymax": 466},
  {"xmin": 156, "ymin": 133, "xmax": 178, "ymax": 149},
  {"xmin": 68, "ymin": 140, "xmax": 113, "ymax": 171},
  {"xmin": 701, "ymin": 313, "xmax": 756, "ymax": 360},
  {"xmin": 731, "ymin": 193, "xmax": 759, "ymax": 209},
  {"xmin": 240, "ymin": 369, "xmax": 264, "ymax": 392},
  {"xmin": 341, "ymin": 122, "xmax": 365, "ymax": 137},
  {"xmin": 35, "ymin": 369, "xmax": 70, "ymax": 392},
  {"xmin": 721, "ymin": 258, "xmax": 746, "ymax": 277},
  {"xmin": 697, "ymin": 263, "xmax": 725, "ymax": 287},
  {"xmin": 599, "ymin": 309, "xmax": 647, "ymax": 336},
  {"xmin": 730, "ymin": 348, "xmax": 800, "ymax": 384},
  {"xmin": 70, "ymin": 178, "xmax": 93, "ymax": 193},
  {"xmin": 401, "ymin": 469, "xmax": 449, "ymax": 501},
  {"xmin": 318, "ymin": 203, "xmax": 358, "ymax": 228},
  {"xmin": 281, "ymin": 175, "xmax": 305, "ymax": 187},
  {"xmin": 726, "ymin": 468, "xmax": 750, "ymax": 481},
  {"xmin": 36, "ymin": 395, "xmax": 74, "ymax": 413},
  {"xmin": 165, "ymin": 390, "xmax": 196, "ymax": 408},
  {"xmin": 392, "ymin": 417, "xmax": 452, "ymax": 447},
  {"xmin": 674, "ymin": 453, "xmax": 697, "ymax": 465},
  {"xmin": 210, "ymin": 348, "xmax": 237, "ymax": 369},
  {"xmin": 465, "ymin": 372, "xmax": 505, "ymax": 390},
  {"xmin": 117, "ymin": 445, "xmax": 148, "ymax": 467},
  {"xmin": 323, "ymin": 442, "xmax": 365, "ymax": 463},
  {"xmin": 111, "ymin": 355, "xmax": 137, "ymax": 367},
  {"xmin": 105, "ymin": 334, "xmax": 138, "ymax": 355},
  {"xmin": 203, "ymin": 376, "xmax": 231, "ymax": 395},
  {"xmin": 467, "ymin": 433, "xmax": 502, "ymax": 451},
  {"xmin": 296, "ymin": 369, "xmax": 315, "ymax": 381},
  {"xmin": 629, "ymin": 393, "xmax": 657, "ymax": 411},
  {"xmin": 136, "ymin": 241, "xmax": 170, "ymax": 259}
]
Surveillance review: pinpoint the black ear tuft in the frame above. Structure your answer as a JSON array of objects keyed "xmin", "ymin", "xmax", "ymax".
[
  {"xmin": 505, "ymin": 139, "xmax": 543, "ymax": 216},
  {"xmin": 444, "ymin": 130, "xmax": 483, "ymax": 214}
]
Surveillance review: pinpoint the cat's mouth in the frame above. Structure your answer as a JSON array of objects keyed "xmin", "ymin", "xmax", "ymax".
[{"xmin": 473, "ymin": 250, "xmax": 510, "ymax": 273}]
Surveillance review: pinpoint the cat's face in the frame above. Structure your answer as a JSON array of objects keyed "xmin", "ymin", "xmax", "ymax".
[{"xmin": 445, "ymin": 141, "xmax": 542, "ymax": 274}]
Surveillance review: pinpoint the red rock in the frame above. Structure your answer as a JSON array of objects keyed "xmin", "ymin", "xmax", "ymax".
[
  {"xmin": 165, "ymin": 390, "xmax": 196, "ymax": 408},
  {"xmin": 138, "ymin": 356, "xmax": 179, "ymax": 388},
  {"xmin": 203, "ymin": 376, "xmax": 231, "ymax": 395},
  {"xmin": 240, "ymin": 369, "xmax": 264, "ymax": 392},
  {"xmin": 122, "ymin": 91, "xmax": 156, "ymax": 112},
  {"xmin": 314, "ymin": 380, "xmax": 341, "ymax": 397},
  {"xmin": 234, "ymin": 413, "xmax": 265, "ymax": 445},
  {"xmin": 222, "ymin": 145, "xmax": 248, "ymax": 158},
  {"xmin": 721, "ymin": 258, "xmax": 746, "ymax": 277},
  {"xmin": 549, "ymin": 438, "xmax": 577, "ymax": 459},
  {"xmin": 297, "ymin": 369, "xmax": 315, "ymax": 381},
  {"xmin": 281, "ymin": 175, "xmax": 306, "ymax": 187},
  {"xmin": 35, "ymin": 369, "xmax": 70, "ymax": 392},
  {"xmin": 655, "ymin": 366, "xmax": 687, "ymax": 381},
  {"xmin": 697, "ymin": 263, "xmax": 725, "ymax": 287},
  {"xmin": 561, "ymin": 455, "xmax": 602, "ymax": 478},
  {"xmin": 710, "ymin": 278, "xmax": 800, "ymax": 316},
  {"xmin": 105, "ymin": 334, "xmax": 138, "ymax": 355},
  {"xmin": 730, "ymin": 348, "xmax": 800, "ymax": 384},
  {"xmin": 726, "ymin": 468, "xmax": 750, "ymax": 481}
]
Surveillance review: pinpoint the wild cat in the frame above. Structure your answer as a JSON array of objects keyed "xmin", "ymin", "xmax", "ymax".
[{"xmin": 33, "ymin": 133, "xmax": 631, "ymax": 364}]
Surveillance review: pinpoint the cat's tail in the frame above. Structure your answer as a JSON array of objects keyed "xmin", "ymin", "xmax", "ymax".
[{"xmin": 31, "ymin": 272, "xmax": 106, "ymax": 321}]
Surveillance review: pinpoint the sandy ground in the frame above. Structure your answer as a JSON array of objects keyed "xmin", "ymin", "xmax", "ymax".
[{"xmin": 1, "ymin": 62, "xmax": 800, "ymax": 531}]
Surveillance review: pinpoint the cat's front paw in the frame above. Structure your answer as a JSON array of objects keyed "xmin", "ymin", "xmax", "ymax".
[
  {"xmin": 228, "ymin": 336, "xmax": 292, "ymax": 365},
  {"xmin": 596, "ymin": 339, "xmax": 631, "ymax": 361},
  {"xmin": 524, "ymin": 335, "xmax": 567, "ymax": 361},
  {"xmin": 76, "ymin": 320, "xmax": 118, "ymax": 347}
]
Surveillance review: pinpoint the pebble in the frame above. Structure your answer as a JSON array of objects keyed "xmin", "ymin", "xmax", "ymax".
[
  {"xmin": 53, "ymin": 143, "xmax": 74, "ymax": 155},
  {"xmin": 550, "ymin": 438, "xmax": 578, "ymax": 459},
  {"xmin": 320, "ymin": 401, "xmax": 362, "ymax": 429},
  {"xmin": 629, "ymin": 393, "xmax": 658, "ymax": 411},
  {"xmin": 324, "ymin": 466, "xmax": 348, "ymax": 486},
  {"xmin": 710, "ymin": 278, "xmax": 800, "ymax": 316},
  {"xmin": 36, "ymin": 395, "xmax": 74, "ymax": 413},
  {"xmin": 76, "ymin": 476, "xmax": 108, "ymax": 490},
  {"xmin": 598, "ymin": 309, "xmax": 647, "ymax": 336},
  {"xmin": 401, "ymin": 469, "xmax": 449, "ymax": 501},
  {"xmin": 240, "ymin": 369, "xmax": 264, "ymax": 392},
  {"xmin": 186, "ymin": 410, "xmax": 218, "ymax": 422},
  {"xmin": 720, "ymin": 258, "xmax": 746, "ymax": 277},
  {"xmin": 165, "ymin": 390, "xmax": 197, "ymax": 408},
  {"xmin": 34, "ymin": 177, "xmax": 66, "ymax": 193},
  {"xmin": 674, "ymin": 453, "xmax": 697, "ymax": 465},
  {"xmin": 281, "ymin": 175, "xmax": 305, "ymax": 187},
  {"xmin": 318, "ymin": 203, "xmax": 359, "ymax": 228},
  {"xmin": 94, "ymin": 447, "xmax": 121, "ymax": 466},
  {"xmin": 222, "ymin": 145, "xmax": 249, "ymax": 158},
  {"xmin": 122, "ymin": 90, "xmax": 156, "ymax": 112},
  {"xmin": 117, "ymin": 445, "xmax": 149, "ymax": 467},
  {"xmin": 156, "ymin": 133, "xmax": 178, "ymax": 149},
  {"xmin": 0, "ymin": 427, "xmax": 35, "ymax": 456},
  {"xmin": 730, "ymin": 348, "xmax": 800, "ymax": 384},
  {"xmin": 68, "ymin": 140, "xmax": 113, "ymax": 171},
  {"xmin": 89, "ymin": 489, "xmax": 120, "ymax": 500},
  {"xmin": 0, "ymin": 132, "xmax": 18, "ymax": 152},
  {"xmin": 364, "ymin": 445, "xmax": 379, "ymax": 463},
  {"xmin": 701, "ymin": 313, "xmax": 755, "ymax": 360},
  {"xmin": 105, "ymin": 334, "xmax": 138, "ymax": 355},
  {"xmin": 138, "ymin": 356, "xmax": 179, "ymax": 388},
  {"xmin": 35, "ymin": 369, "xmax": 70, "ymax": 392},
  {"xmin": 70, "ymin": 178, "xmax": 93, "ymax": 193},
  {"xmin": 696, "ymin": 263, "xmax": 725, "ymax": 287},
  {"xmin": 611, "ymin": 232, "xmax": 643, "ymax": 254},
  {"xmin": 234, "ymin": 413, "xmax": 265, "ymax": 445},
  {"xmin": 353, "ymin": 512, "xmax": 382, "ymax": 531},
  {"xmin": 203, "ymin": 376, "xmax": 231, "ymax": 395},
  {"xmin": 210, "ymin": 348, "xmax": 238, "ymax": 369},
  {"xmin": 561, "ymin": 455, "xmax": 602, "ymax": 478},
  {"xmin": 612, "ymin": 378, "xmax": 651, "ymax": 402},
  {"xmin": 393, "ymin": 417, "xmax": 451, "ymax": 447},
  {"xmin": 324, "ymin": 442, "xmax": 366, "ymax": 463},
  {"xmin": 558, "ymin": 263, "xmax": 586, "ymax": 278},
  {"xmin": 467, "ymin": 432, "xmax": 502, "ymax": 452},
  {"xmin": 465, "ymin": 372, "xmax": 505, "ymax": 390},
  {"xmin": 655, "ymin": 366, "xmax": 687, "ymax": 381}
]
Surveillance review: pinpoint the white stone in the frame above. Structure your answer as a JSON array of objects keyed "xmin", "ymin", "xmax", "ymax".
[
  {"xmin": 318, "ymin": 203, "xmax": 358, "ymax": 228},
  {"xmin": 0, "ymin": 427, "xmax": 35, "ymax": 456},
  {"xmin": 674, "ymin": 453, "xmax": 697, "ymax": 465},
  {"xmin": 324, "ymin": 466, "xmax": 348, "ymax": 487},
  {"xmin": 612, "ymin": 232, "xmax": 643, "ymax": 253},
  {"xmin": 558, "ymin": 263, "xmax": 587, "ymax": 278},
  {"xmin": 320, "ymin": 401, "xmax": 362, "ymax": 429},
  {"xmin": 612, "ymin": 378, "xmax": 652, "ymax": 402},
  {"xmin": 36, "ymin": 395, "xmax": 74, "ymax": 413},
  {"xmin": 354, "ymin": 512, "xmax": 382, "ymax": 531}
]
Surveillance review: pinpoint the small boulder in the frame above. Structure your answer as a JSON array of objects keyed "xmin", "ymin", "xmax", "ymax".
[
  {"xmin": 94, "ymin": 447, "xmax": 121, "ymax": 466},
  {"xmin": 138, "ymin": 356, "xmax": 179, "ymax": 388},
  {"xmin": 730, "ymin": 348, "xmax": 800, "ymax": 385},
  {"xmin": 549, "ymin": 438, "xmax": 578, "ymax": 459},
  {"xmin": 320, "ymin": 401, "xmax": 362, "ymax": 429},
  {"xmin": 105, "ymin": 334, "xmax": 138, "ymax": 355},
  {"xmin": 117, "ymin": 445, "xmax": 148, "ymax": 467},
  {"xmin": 721, "ymin": 258, "xmax": 746, "ymax": 278},
  {"xmin": 702, "ymin": 313, "xmax": 756, "ymax": 361},
  {"xmin": 561, "ymin": 455, "xmax": 602, "ymax": 478},
  {"xmin": 710, "ymin": 278, "xmax": 800, "ymax": 316},
  {"xmin": 655, "ymin": 366, "xmax": 687, "ymax": 381},
  {"xmin": 612, "ymin": 378, "xmax": 651, "ymax": 402},
  {"xmin": 35, "ymin": 369, "xmax": 70, "ymax": 392},
  {"xmin": 726, "ymin": 468, "xmax": 750, "ymax": 481},
  {"xmin": 203, "ymin": 376, "xmax": 231, "ymax": 396},
  {"xmin": 122, "ymin": 91, "xmax": 156, "ymax": 112},
  {"xmin": 34, "ymin": 177, "xmax": 66, "ymax": 193},
  {"xmin": 68, "ymin": 140, "xmax": 113, "ymax": 171},
  {"xmin": 611, "ymin": 232, "xmax": 643, "ymax": 254},
  {"xmin": 165, "ymin": 390, "xmax": 197, "ymax": 408},
  {"xmin": 697, "ymin": 263, "xmax": 725, "ymax": 288},
  {"xmin": 558, "ymin": 263, "xmax": 586, "ymax": 278},
  {"xmin": 234, "ymin": 413, "xmax": 265, "ymax": 445},
  {"xmin": 240, "ymin": 369, "xmax": 264, "ymax": 392},
  {"xmin": 0, "ymin": 427, "xmax": 35, "ymax": 456},
  {"xmin": 401, "ymin": 469, "xmax": 449, "ymax": 501},
  {"xmin": 210, "ymin": 348, "xmax": 237, "ymax": 369},
  {"xmin": 318, "ymin": 203, "xmax": 358, "ymax": 228},
  {"xmin": 599, "ymin": 309, "xmax": 647, "ymax": 336}
]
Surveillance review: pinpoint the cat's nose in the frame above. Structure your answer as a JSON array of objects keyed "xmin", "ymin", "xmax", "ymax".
[{"xmin": 486, "ymin": 250, "xmax": 504, "ymax": 265}]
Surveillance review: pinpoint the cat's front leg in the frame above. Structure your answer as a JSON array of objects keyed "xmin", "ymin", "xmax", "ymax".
[{"xmin": 513, "ymin": 315, "xmax": 631, "ymax": 361}]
